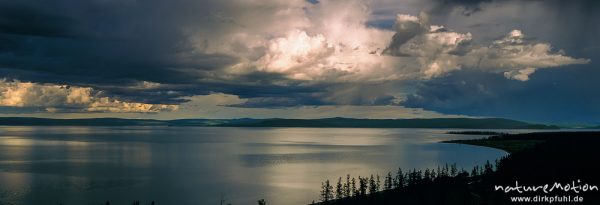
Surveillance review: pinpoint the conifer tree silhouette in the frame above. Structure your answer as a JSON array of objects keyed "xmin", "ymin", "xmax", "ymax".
[
  {"xmin": 368, "ymin": 174, "xmax": 377, "ymax": 194},
  {"xmin": 358, "ymin": 176, "xmax": 367, "ymax": 196},
  {"xmin": 344, "ymin": 174, "xmax": 351, "ymax": 198},
  {"xmin": 321, "ymin": 179, "xmax": 334, "ymax": 202},
  {"xmin": 351, "ymin": 177, "xmax": 358, "ymax": 197},
  {"xmin": 394, "ymin": 168, "xmax": 405, "ymax": 189},
  {"xmin": 484, "ymin": 160, "xmax": 494, "ymax": 174},
  {"xmin": 384, "ymin": 172, "xmax": 393, "ymax": 190},
  {"xmin": 335, "ymin": 177, "xmax": 343, "ymax": 199}
]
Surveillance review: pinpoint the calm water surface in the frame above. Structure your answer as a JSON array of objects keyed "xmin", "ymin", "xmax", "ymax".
[{"xmin": 0, "ymin": 126, "xmax": 511, "ymax": 205}]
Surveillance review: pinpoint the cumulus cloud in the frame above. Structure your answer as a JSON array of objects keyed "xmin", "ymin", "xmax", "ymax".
[
  {"xmin": 232, "ymin": 5, "xmax": 587, "ymax": 83},
  {"xmin": 224, "ymin": 0, "xmax": 397, "ymax": 82},
  {"xmin": 383, "ymin": 13, "xmax": 589, "ymax": 81},
  {"xmin": 472, "ymin": 30, "xmax": 590, "ymax": 80},
  {"xmin": 256, "ymin": 30, "xmax": 335, "ymax": 80},
  {"xmin": 0, "ymin": 80, "xmax": 177, "ymax": 113}
]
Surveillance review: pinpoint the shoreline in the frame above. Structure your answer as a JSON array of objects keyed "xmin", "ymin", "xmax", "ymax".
[
  {"xmin": 441, "ymin": 139, "xmax": 544, "ymax": 153},
  {"xmin": 314, "ymin": 131, "xmax": 600, "ymax": 204}
]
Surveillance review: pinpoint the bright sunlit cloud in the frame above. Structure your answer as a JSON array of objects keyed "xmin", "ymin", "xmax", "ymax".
[{"xmin": 0, "ymin": 80, "xmax": 178, "ymax": 113}]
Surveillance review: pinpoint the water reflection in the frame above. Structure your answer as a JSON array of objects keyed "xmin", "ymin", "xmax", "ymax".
[{"xmin": 0, "ymin": 126, "xmax": 508, "ymax": 205}]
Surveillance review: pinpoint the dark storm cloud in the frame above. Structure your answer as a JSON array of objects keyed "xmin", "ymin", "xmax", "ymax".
[
  {"xmin": 1, "ymin": 0, "xmax": 599, "ymax": 122},
  {"xmin": 227, "ymin": 96, "xmax": 327, "ymax": 108},
  {"xmin": 0, "ymin": 0, "xmax": 239, "ymax": 86},
  {"xmin": 93, "ymin": 78, "xmax": 335, "ymax": 107},
  {"xmin": 212, "ymin": 82, "xmax": 401, "ymax": 108},
  {"xmin": 429, "ymin": 0, "xmax": 497, "ymax": 15},
  {"xmin": 394, "ymin": 0, "xmax": 600, "ymax": 123},
  {"xmin": 429, "ymin": 0, "xmax": 600, "ymax": 16},
  {"xmin": 2, "ymin": 0, "xmax": 384, "ymax": 110},
  {"xmin": 0, "ymin": 0, "xmax": 314, "ymax": 107},
  {"xmin": 92, "ymin": 83, "xmax": 289, "ymax": 105},
  {"xmin": 402, "ymin": 64, "xmax": 600, "ymax": 123},
  {"xmin": 0, "ymin": 2, "xmax": 79, "ymax": 38},
  {"xmin": 228, "ymin": 91, "xmax": 398, "ymax": 108}
]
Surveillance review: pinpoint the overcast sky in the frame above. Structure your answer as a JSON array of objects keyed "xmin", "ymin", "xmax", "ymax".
[{"xmin": 0, "ymin": 0, "xmax": 598, "ymax": 123}]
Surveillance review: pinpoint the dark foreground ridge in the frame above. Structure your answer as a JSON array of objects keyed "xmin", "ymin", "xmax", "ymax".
[
  {"xmin": 312, "ymin": 132, "xmax": 600, "ymax": 205},
  {"xmin": 0, "ymin": 117, "xmax": 559, "ymax": 129}
]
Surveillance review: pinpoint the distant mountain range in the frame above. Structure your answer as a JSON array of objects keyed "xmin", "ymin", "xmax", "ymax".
[
  {"xmin": 0, "ymin": 117, "xmax": 559, "ymax": 129},
  {"xmin": 586, "ymin": 125, "xmax": 600, "ymax": 129}
]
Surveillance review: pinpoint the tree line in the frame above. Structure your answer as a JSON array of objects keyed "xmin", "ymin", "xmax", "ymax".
[{"xmin": 315, "ymin": 160, "xmax": 500, "ymax": 203}]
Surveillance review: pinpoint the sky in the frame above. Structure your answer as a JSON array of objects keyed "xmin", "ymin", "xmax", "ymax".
[{"xmin": 0, "ymin": 0, "xmax": 598, "ymax": 123}]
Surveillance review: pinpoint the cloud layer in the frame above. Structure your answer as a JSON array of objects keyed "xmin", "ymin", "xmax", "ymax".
[
  {"xmin": 0, "ymin": 0, "xmax": 596, "ymax": 122},
  {"xmin": 0, "ymin": 80, "xmax": 177, "ymax": 113}
]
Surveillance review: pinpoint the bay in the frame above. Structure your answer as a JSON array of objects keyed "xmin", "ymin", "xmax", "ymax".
[{"xmin": 0, "ymin": 126, "xmax": 511, "ymax": 205}]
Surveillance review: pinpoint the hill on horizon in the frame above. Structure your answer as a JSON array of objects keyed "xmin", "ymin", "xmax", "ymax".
[{"xmin": 0, "ymin": 117, "xmax": 559, "ymax": 129}]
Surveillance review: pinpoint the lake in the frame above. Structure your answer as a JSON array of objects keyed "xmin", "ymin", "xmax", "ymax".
[{"xmin": 0, "ymin": 126, "xmax": 511, "ymax": 205}]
